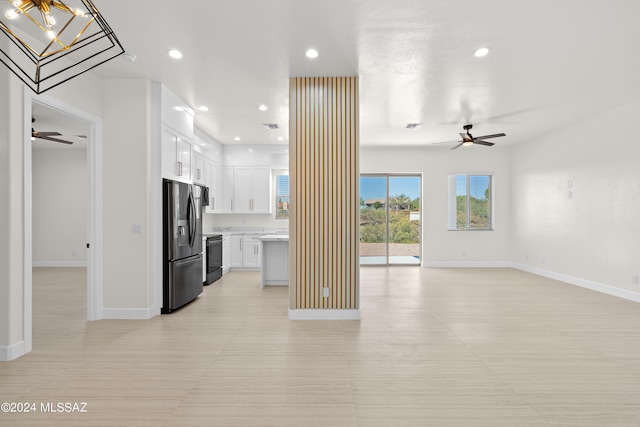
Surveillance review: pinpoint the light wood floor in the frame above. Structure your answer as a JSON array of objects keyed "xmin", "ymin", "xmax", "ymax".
[{"xmin": 2, "ymin": 267, "xmax": 640, "ymax": 426}]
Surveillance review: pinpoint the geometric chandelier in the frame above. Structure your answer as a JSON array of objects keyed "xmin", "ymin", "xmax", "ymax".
[{"xmin": 0, "ymin": 0, "xmax": 124, "ymax": 93}]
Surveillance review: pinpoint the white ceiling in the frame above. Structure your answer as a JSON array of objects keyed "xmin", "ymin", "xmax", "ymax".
[{"xmin": 36, "ymin": 1, "xmax": 640, "ymax": 148}]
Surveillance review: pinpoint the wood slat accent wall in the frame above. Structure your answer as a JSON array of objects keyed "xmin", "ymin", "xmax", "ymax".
[{"xmin": 289, "ymin": 77, "xmax": 360, "ymax": 310}]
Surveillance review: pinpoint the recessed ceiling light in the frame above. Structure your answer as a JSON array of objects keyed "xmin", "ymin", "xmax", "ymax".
[
  {"xmin": 122, "ymin": 52, "xmax": 136, "ymax": 63},
  {"xmin": 258, "ymin": 104, "xmax": 268, "ymax": 111},
  {"xmin": 306, "ymin": 48, "xmax": 318, "ymax": 59},
  {"xmin": 277, "ymin": 136, "xmax": 284, "ymax": 141},
  {"xmin": 167, "ymin": 49, "xmax": 182, "ymax": 59},
  {"xmin": 473, "ymin": 47, "xmax": 491, "ymax": 57},
  {"xmin": 198, "ymin": 106, "xmax": 209, "ymax": 112},
  {"xmin": 234, "ymin": 136, "xmax": 241, "ymax": 141}
]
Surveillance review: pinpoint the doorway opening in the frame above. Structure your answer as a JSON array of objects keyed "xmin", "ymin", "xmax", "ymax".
[
  {"xmin": 23, "ymin": 89, "xmax": 104, "ymax": 354},
  {"xmin": 359, "ymin": 174, "xmax": 421, "ymax": 265}
]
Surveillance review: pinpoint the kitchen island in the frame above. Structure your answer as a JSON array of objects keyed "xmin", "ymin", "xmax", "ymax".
[{"xmin": 258, "ymin": 235, "xmax": 289, "ymax": 288}]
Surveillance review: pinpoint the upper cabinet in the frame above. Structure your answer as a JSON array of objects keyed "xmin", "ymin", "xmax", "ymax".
[
  {"xmin": 155, "ymin": 83, "xmax": 195, "ymax": 184},
  {"xmin": 193, "ymin": 153, "xmax": 207, "ymax": 185},
  {"xmin": 160, "ymin": 86, "xmax": 194, "ymax": 140},
  {"xmin": 223, "ymin": 166, "xmax": 270, "ymax": 214},
  {"xmin": 161, "ymin": 126, "xmax": 192, "ymax": 182}
]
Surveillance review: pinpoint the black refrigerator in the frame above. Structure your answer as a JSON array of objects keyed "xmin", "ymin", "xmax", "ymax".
[{"xmin": 162, "ymin": 179, "xmax": 204, "ymax": 313}]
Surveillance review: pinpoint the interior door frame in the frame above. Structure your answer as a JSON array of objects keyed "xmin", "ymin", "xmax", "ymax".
[
  {"xmin": 22, "ymin": 88, "xmax": 104, "ymax": 353},
  {"xmin": 360, "ymin": 173, "xmax": 422, "ymax": 266}
]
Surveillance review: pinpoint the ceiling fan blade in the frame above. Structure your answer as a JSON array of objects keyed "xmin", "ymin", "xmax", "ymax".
[
  {"xmin": 431, "ymin": 140, "xmax": 460, "ymax": 145},
  {"xmin": 450, "ymin": 142, "xmax": 464, "ymax": 150},
  {"xmin": 474, "ymin": 133, "xmax": 505, "ymax": 140},
  {"xmin": 37, "ymin": 136, "xmax": 74, "ymax": 145},
  {"xmin": 34, "ymin": 131, "xmax": 63, "ymax": 137},
  {"xmin": 474, "ymin": 140, "xmax": 495, "ymax": 147}
]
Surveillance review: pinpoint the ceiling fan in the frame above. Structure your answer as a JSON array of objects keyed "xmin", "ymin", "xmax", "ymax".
[
  {"xmin": 31, "ymin": 118, "xmax": 73, "ymax": 145},
  {"xmin": 435, "ymin": 124, "xmax": 506, "ymax": 150}
]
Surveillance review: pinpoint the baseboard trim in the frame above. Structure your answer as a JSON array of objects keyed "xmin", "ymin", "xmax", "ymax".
[
  {"xmin": 288, "ymin": 309, "xmax": 361, "ymax": 320},
  {"xmin": 32, "ymin": 261, "xmax": 88, "ymax": 268},
  {"xmin": 102, "ymin": 307, "xmax": 157, "ymax": 320},
  {"xmin": 513, "ymin": 263, "xmax": 640, "ymax": 303},
  {"xmin": 422, "ymin": 261, "xmax": 513, "ymax": 268},
  {"xmin": 0, "ymin": 341, "xmax": 26, "ymax": 361}
]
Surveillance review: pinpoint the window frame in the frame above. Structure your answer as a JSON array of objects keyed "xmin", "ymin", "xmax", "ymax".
[
  {"xmin": 447, "ymin": 173, "xmax": 494, "ymax": 231},
  {"xmin": 275, "ymin": 173, "xmax": 290, "ymax": 219}
]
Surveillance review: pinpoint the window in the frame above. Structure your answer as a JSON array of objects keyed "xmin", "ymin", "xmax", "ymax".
[
  {"xmin": 447, "ymin": 174, "xmax": 493, "ymax": 230},
  {"xmin": 275, "ymin": 174, "xmax": 289, "ymax": 219}
]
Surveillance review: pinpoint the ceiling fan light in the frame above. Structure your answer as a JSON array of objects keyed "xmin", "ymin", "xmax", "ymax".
[{"xmin": 463, "ymin": 141, "xmax": 474, "ymax": 147}]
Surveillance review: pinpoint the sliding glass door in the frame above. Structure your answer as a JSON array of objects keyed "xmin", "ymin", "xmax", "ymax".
[{"xmin": 360, "ymin": 174, "xmax": 421, "ymax": 265}]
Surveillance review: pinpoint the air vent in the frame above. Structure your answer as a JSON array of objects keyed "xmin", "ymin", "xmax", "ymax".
[
  {"xmin": 405, "ymin": 123, "xmax": 422, "ymax": 129},
  {"xmin": 263, "ymin": 123, "xmax": 279, "ymax": 130}
]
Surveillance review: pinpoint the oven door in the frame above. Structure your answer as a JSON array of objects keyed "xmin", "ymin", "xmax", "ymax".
[{"xmin": 205, "ymin": 236, "xmax": 223, "ymax": 284}]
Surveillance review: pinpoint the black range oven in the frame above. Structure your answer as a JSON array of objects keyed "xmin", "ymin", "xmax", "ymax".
[{"xmin": 205, "ymin": 234, "xmax": 223, "ymax": 285}]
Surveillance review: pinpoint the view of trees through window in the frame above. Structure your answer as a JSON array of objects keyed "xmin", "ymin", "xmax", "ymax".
[
  {"xmin": 448, "ymin": 174, "xmax": 492, "ymax": 230},
  {"xmin": 360, "ymin": 175, "xmax": 421, "ymax": 264}
]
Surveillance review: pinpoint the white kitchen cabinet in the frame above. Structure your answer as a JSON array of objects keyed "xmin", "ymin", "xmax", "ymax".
[
  {"xmin": 230, "ymin": 235, "xmax": 243, "ymax": 268},
  {"xmin": 222, "ymin": 235, "xmax": 230, "ymax": 272},
  {"xmin": 193, "ymin": 154, "xmax": 207, "ymax": 185},
  {"xmin": 251, "ymin": 167, "xmax": 270, "ymax": 213},
  {"xmin": 229, "ymin": 234, "xmax": 262, "ymax": 269},
  {"xmin": 232, "ymin": 166, "xmax": 270, "ymax": 213},
  {"xmin": 210, "ymin": 163, "xmax": 222, "ymax": 213},
  {"xmin": 242, "ymin": 235, "xmax": 261, "ymax": 268},
  {"xmin": 201, "ymin": 236, "xmax": 207, "ymax": 283},
  {"xmin": 156, "ymin": 83, "xmax": 195, "ymax": 184},
  {"xmin": 221, "ymin": 166, "xmax": 234, "ymax": 213},
  {"xmin": 233, "ymin": 167, "xmax": 252, "ymax": 212},
  {"xmin": 161, "ymin": 125, "xmax": 192, "ymax": 183}
]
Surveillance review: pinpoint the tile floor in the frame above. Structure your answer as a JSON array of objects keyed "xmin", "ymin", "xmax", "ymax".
[{"xmin": 1, "ymin": 267, "xmax": 640, "ymax": 426}]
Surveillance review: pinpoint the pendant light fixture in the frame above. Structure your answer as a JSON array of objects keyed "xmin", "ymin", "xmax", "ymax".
[{"xmin": 0, "ymin": 0, "xmax": 124, "ymax": 93}]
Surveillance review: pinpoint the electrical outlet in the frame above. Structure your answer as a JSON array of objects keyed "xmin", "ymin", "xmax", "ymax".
[
  {"xmin": 632, "ymin": 275, "xmax": 639, "ymax": 285},
  {"xmin": 323, "ymin": 287, "xmax": 330, "ymax": 298}
]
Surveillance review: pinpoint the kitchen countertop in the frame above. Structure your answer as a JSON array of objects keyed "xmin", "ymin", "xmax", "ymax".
[
  {"xmin": 207, "ymin": 228, "xmax": 289, "ymax": 237},
  {"xmin": 258, "ymin": 235, "xmax": 289, "ymax": 242}
]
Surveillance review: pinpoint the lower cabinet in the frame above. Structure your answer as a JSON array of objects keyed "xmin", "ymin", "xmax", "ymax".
[
  {"xmin": 222, "ymin": 235, "xmax": 230, "ymax": 273},
  {"xmin": 242, "ymin": 237, "xmax": 261, "ymax": 268},
  {"xmin": 229, "ymin": 234, "xmax": 262, "ymax": 269}
]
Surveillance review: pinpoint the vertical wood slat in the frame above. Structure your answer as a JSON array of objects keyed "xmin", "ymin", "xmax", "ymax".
[{"xmin": 289, "ymin": 77, "xmax": 359, "ymax": 310}]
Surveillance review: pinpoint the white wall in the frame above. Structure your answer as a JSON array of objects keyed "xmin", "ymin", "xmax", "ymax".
[
  {"xmin": 0, "ymin": 39, "xmax": 25, "ymax": 358},
  {"xmin": 101, "ymin": 79, "xmax": 156, "ymax": 314},
  {"xmin": 32, "ymin": 149, "xmax": 87, "ymax": 266},
  {"xmin": 511, "ymin": 99, "xmax": 640, "ymax": 297},
  {"xmin": 360, "ymin": 145, "xmax": 512, "ymax": 265}
]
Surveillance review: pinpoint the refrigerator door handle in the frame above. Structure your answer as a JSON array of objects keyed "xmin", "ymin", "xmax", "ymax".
[{"xmin": 188, "ymin": 190, "xmax": 196, "ymax": 248}]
